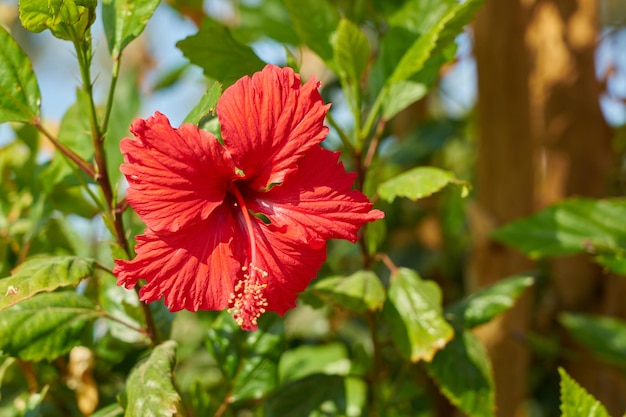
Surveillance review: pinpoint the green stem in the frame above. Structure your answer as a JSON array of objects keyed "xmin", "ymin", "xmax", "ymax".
[
  {"xmin": 101, "ymin": 54, "xmax": 122, "ymax": 134},
  {"xmin": 34, "ymin": 122, "xmax": 95, "ymax": 178},
  {"xmin": 362, "ymin": 85, "xmax": 387, "ymax": 142}
]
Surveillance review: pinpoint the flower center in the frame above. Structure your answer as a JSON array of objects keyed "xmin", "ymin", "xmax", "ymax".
[{"xmin": 227, "ymin": 182, "xmax": 269, "ymax": 330}]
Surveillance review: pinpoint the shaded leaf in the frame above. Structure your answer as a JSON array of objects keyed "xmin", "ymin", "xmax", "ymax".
[
  {"xmin": 309, "ymin": 271, "xmax": 386, "ymax": 313},
  {"xmin": 385, "ymin": 268, "xmax": 453, "ymax": 362},
  {"xmin": 124, "ymin": 340, "xmax": 181, "ymax": 417},
  {"xmin": 559, "ymin": 367, "xmax": 610, "ymax": 417},
  {"xmin": 0, "ymin": 26, "xmax": 40, "ymax": 123},
  {"xmin": 25, "ymin": 385, "xmax": 49, "ymax": 417},
  {"xmin": 284, "ymin": 0, "xmax": 339, "ymax": 63},
  {"xmin": 492, "ymin": 198, "xmax": 626, "ymax": 260},
  {"xmin": 0, "ymin": 256, "xmax": 96, "ymax": 311},
  {"xmin": 101, "ymin": 0, "xmax": 160, "ymax": 57},
  {"xmin": 382, "ymin": 80, "xmax": 428, "ymax": 120},
  {"xmin": 183, "ymin": 81, "xmax": 223, "ymax": 125},
  {"xmin": 426, "ymin": 329, "xmax": 495, "ymax": 417},
  {"xmin": 445, "ymin": 275, "xmax": 534, "ymax": 328},
  {"xmin": 98, "ymin": 275, "xmax": 146, "ymax": 343},
  {"xmin": 332, "ymin": 19, "xmax": 370, "ymax": 84},
  {"xmin": 378, "ymin": 166, "xmax": 469, "ymax": 202},
  {"xmin": 207, "ymin": 313, "xmax": 283, "ymax": 402},
  {"xmin": 560, "ymin": 313, "xmax": 626, "ymax": 370},
  {"xmin": 19, "ymin": 0, "xmax": 96, "ymax": 41},
  {"xmin": 265, "ymin": 374, "xmax": 346, "ymax": 417},
  {"xmin": 0, "ymin": 292, "xmax": 99, "ymax": 361},
  {"xmin": 279, "ymin": 343, "xmax": 350, "ymax": 384},
  {"xmin": 177, "ymin": 17, "xmax": 265, "ymax": 86}
]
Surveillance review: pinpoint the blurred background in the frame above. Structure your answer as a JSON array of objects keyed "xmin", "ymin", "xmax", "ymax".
[{"xmin": 1, "ymin": 0, "xmax": 625, "ymax": 416}]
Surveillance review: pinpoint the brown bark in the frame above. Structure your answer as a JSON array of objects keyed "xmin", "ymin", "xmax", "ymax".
[{"xmin": 473, "ymin": 0, "xmax": 619, "ymax": 415}]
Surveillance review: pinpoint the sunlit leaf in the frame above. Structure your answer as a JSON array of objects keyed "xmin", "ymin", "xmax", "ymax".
[
  {"xmin": 0, "ymin": 256, "xmax": 96, "ymax": 312},
  {"xmin": 388, "ymin": 0, "xmax": 482, "ymax": 84},
  {"xmin": 332, "ymin": 19, "xmax": 370, "ymax": 85},
  {"xmin": 378, "ymin": 166, "xmax": 469, "ymax": 202},
  {"xmin": 445, "ymin": 275, "xmax": 534, "ymax": 328},
  {"xmin": 177, "ymin": 17, "xmax": 265, "ymax": 86},
  {"xmin": 265, "ymin": 374, "xmax": 346, "ymax": 417},
  {"xmin": 123, "ymin": 340, "xmax": 180, "ymax": 417},
  {"xmin": 385, "ymin": 268, "xmax": 453, "ymax": 362},
  {"xmin": 492, "ymin": 198, "xmax": 626, "ymax": 260},
  {"xmin": 382, "ymin": 80, "xmax": 428, "ymax": 120},
  {"xmin": 559, "ymin": 367, "xmax": 610, "ymax": 417},
  {"xmin": 183, "ymin": 81, "xmax": 223, "ymax": 125},
  {"xmin": 426, "ymin": 329, "xmax": 495, "ymax": 417},
  {"xmin": 0, "ymin": 26, "xmax": 40, "ymax": 123},
  {"xmin": 101, "ymin": 0, "xmax": 160, "ymax": 57},
  {"xmin": 309, "ymin": 271, "xmax": 386, "ymax": 313},
  {"xmin": 0, "ymin": 292, "xmax": 99, "ymax": 361},
  {"xmin": 91, "ymin": 403, "xmax": 124, "ymax": 417},
  {"xmin": 284, "ymin": 0, "xmax": 339, "ymax": 63},
  {"xmin": 560, "ymin": 313, "xmax": 626, "ymax": 370},
  {"xmin": 19, "ymin": 0, "xmax": 96, "ymax": 41}
]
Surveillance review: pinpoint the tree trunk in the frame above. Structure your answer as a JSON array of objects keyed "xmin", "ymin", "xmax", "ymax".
[{"xmin": 472, "ymin": 0, "xmax": 618, "ymax": 415}]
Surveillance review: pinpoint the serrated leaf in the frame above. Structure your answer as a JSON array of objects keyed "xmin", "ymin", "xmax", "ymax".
[
  {"xmin": 265, "ymin": 374, "xmax": 346, "ymax": 417},
  {"xmin": 183, "ymin": 81, "xmax": 223, "ymax": 125},
  {"xmin": 332, "ymin": 19, "xmax": 370, "ymax": 84},
  {"xmin": 0, "ymin": 256, "xmax": 96, "ymax": 311},
  {"xmin": 492, "ymin": 198, "xmax": 626, "ymax": 260},
  {"xmin": 101, "ymin": 0, "xmax": 160, "ymax": 58},
  {"xmin": 0, "ymin": 292, "xmax": 99, "ymax": 361},
  {"xmin": 177, "ymin": 18, "xmax": 265, "ymax": 86},
  {"xmin": 284, "ymin": 0, "xmax": 339, "ymax": 63},
  {"xmin": 559, "ymin": 367, "xmax": 610, "ymax": 417},
  {"xmin": 378, "ymin": 166, "xmax": 468, "ymax": 202},
  {"xmin": 426, "ymin": 329, "xmax": 495, "ymax": 417},
  {"xmin": 207, "ymin": 313, "xmax": 283, "ymax": 402},
  {"xmin": 19, "ymin": 0, "xmax": 96, "ymax": 41},
  {"xmin": 124, "ymin": 340, "xmax": 181, "ymax": 417},
  {"xmin": 385, "ymin": 268, "xmax": 454, "ymax": 362},
  {"xmin": 445, "ymin": 275, "xmax": 534, "ymax": 328},
  {"xmin": 0, "ymin": 26, "xmax": 40, "ymax": 123},
  {"xmin": 560, "ymin": 313, "xmax": 626, "ymax": 370},
  {"xmin": 309, "ymin": 271, "xmax": 386, "ymax": 313},
  {"xmin": 388, "ymin": 0, "xmax": 481, "ymax": 84}
]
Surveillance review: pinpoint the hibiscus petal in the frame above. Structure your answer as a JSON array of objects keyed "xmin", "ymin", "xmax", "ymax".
[
  {"xmin": 121, "ymin": 112, "xmax": 236, "ymax": 233},
  {"xmin": 113, "ymin": 203, "xmax": 246, "ymax": 312},
  {"xmin": 248, "ymin": 146, "xmax": 385, "ymax": 244},
  {"xmin": 218, "ymin": 65, "xmax": 329, "ymax": 191}
]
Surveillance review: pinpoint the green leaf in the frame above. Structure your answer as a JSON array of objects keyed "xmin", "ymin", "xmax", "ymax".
[
  {"xmin": 0, "ymin": 292, "xmax": 99, "ymax": 361},
  {"xmin": 560, "ymin": 313, "xmax": 626, "ymax": 370},
  {"xmin": 309, "ymin": 271, "xmax": 386, "ymax": 313},
  {"xmin": 445, "ymin": 275, "xmax": 534, "ymax": 328},
  {"xmin": 388, "ymin": 0, "xmax": 482, "ymax": 84},
  {"xmin": 98, "ymin": 274, "xmax": 147, "ymax": 344},
  {"xmin": 492, "ymin": 198, "xmax": 626, "ymax": 259},
  {"xmin": 378, "ymin": 166, "xmax": 469, "ymax": 202},
  {"xmin": 426, "ymin": 329, "xmax": 495, "ymax": 417},
  {"xmin": 183, "ymin": 81, "xmax": 223, "ymax": 125},
  {"xmin": 177, "ymin": 17, "xmax": 266, "ymax": 87},
  {"xmin": 24, "ymin": 385, "xmax": 49, "ymax": 417},
  {"xmin": 19, "ymin": 0, "xmax": 96, "ymax": 41},
  {"xmin": 382, "ymin": 80, "xmax": 428, "ymax": 120},
  {"xmin": 265, "ymin": 374, "xmax": 346, "ymax": 417},
  {"xmin": 207, "ymin": 313, "xmax": 283, "ymax": 402},
  {"xmin": 284, "ymin": 0, "xmax": 339, "ymax": 63},
  {"xmin": 0, "ymin": 26, "xmax": 40, "ymax": 123},
  {"xmin": 279, "ymin": 343, "xmax": 350, "ymax": 384},
  {"xmin": 332, "ymin": 19, "xmax": 370, "ymax": 84},
  {"xmin": 101, "ymin": 0, "xmax": 160, "ymax": 58},
  {"xmin": 559, "ymin": 367, "xmax": 610, "ymax": 417},
  {"xmin": 91, "ymin": 403, "xmax": 124, "ymax": 417},
  {"xmin": 385, "ymin": 268, "xmax": 454, "ymax": 362},
  {"xmin": 0, "ymin": 256, "xmax": 96, "ymax": 312},
  {"xmin": 124, "ymin": 340, "xmax": 181, "ymax": 417}
]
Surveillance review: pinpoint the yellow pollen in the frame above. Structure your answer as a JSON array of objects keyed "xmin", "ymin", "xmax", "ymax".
[{"xmin": 228, "ymin": 263, "xmax": 269, "ymax": 330}]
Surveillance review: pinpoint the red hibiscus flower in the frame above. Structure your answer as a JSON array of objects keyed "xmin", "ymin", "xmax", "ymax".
[{"xmin": 114, "ymin": 64, "xmax": 384, "ymax": 330}]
